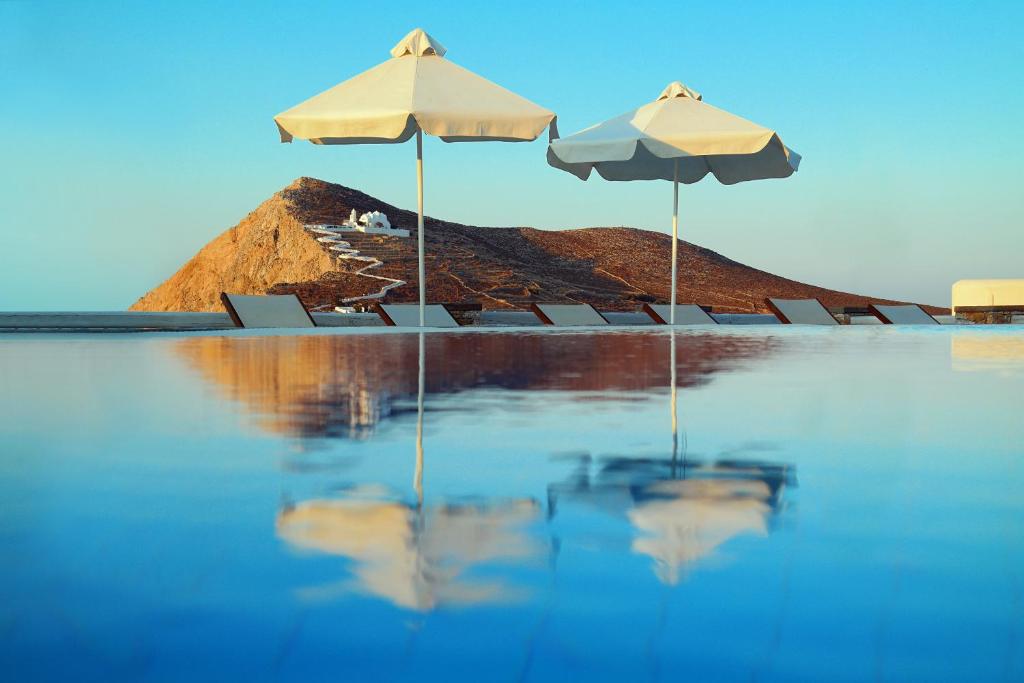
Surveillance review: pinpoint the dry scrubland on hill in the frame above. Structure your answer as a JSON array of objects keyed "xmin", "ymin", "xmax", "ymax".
[{"xmin": 132, "ymin": 177, "xmax": 939, "ymax": 314}]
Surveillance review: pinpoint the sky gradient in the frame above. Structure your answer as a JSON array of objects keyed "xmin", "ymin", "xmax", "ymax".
[{"xmin": 2, "ymin": 0, "xmax": 1022, "ymax": 309}]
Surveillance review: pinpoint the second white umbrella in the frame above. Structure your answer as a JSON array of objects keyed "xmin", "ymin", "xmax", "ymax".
[{"xmin": 547, "ymin": 82, "xmax": 800, "ymax": 323}]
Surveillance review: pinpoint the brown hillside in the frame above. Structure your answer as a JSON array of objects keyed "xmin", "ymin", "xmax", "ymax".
[
  {"xmin": 132, "ymin": 177, "xmax": 944, "ymax": 314},
  {"xmin": 130, "ymin": 187, "xmax": 335, "ymax": 312}
]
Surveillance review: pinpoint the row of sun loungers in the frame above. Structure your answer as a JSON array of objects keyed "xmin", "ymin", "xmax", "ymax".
[
  {"xmin": 529, "ymin": 300, "xmax": 939, "ymax": 327},
  {"xmin": 220, "ymin": 292, "xmax": 941, "ymax": 329}
]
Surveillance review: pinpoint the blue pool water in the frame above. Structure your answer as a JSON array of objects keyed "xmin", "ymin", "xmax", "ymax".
[{"xmin": 1, "ymin": 327, "xmax": 1022, "ymax": 682}]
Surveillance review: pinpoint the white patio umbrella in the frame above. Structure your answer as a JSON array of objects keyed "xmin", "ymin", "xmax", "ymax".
[
  {"xmin": 275, "ymin": 28, "xmax": 556, "ymax": 326},
  {"xmin": 547, "ymin": 82, "xmax": 800, "ymax": 323}
]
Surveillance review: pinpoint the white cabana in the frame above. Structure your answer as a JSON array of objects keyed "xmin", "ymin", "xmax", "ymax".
[
  {"xmin": 548, "ymin": 82, "xmax": 800, "ymax": 323},
  {"xmin": 275, "ymin": 28, "xmax": 556, "ymax": 326},
  {"xmin": 952, "ymin": 279, "xmax": 1024, "ymax": 312}
]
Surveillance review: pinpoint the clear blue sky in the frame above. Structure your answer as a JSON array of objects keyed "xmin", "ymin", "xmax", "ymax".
[{"xmin": 2, "ymin": 0, "xmax": 1022, "ymax": 309}]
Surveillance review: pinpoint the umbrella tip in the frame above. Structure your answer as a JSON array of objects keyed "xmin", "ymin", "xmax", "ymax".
[
  {"xmin": 658, "ymin": 81, "xmax": 702, "ymax": 102},
  {"xmin": 391, "ymin": 28, "xmax": 447, "ymax": 58}
]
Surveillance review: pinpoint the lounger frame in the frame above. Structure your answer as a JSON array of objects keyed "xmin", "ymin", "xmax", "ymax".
[
  {"xmin": 765, "ymin": 297, "xmax": 839, "ymax": 325},
  {"xmin": 642, "ymin": 303, "xmax": 717, "ymax": 325},
  {"xmin": 530, "ymin": 303, "xmax": 609, "ymax": 326},
  {"xmin": 867, "ymin": 303, "xmax": 940, "ymax": 325},
  {"xmin": 220, "ymin": 292, "xmax": 317, "ymax": 328},
  {"xmin": 375, "ymin": 303, "xmax": 461, "ymax": 328}
]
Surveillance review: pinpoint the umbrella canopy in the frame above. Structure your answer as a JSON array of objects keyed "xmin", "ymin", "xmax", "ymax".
[
  {"xmin": 275, "ymin": 29, "xmax": 556, "ymax": 325},
  {"xmin": 547, "ymin": 82, "xmax": 799, "ymax": 322},
  {"xmin": 548, "ymin": 81, "xmax": 799, "ymax": 182},
  {"xmin": 275, "ymin": 29, "xmax": 555, "ymax": 144}
]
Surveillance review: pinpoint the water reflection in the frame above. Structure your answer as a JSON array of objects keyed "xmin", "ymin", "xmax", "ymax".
[
  {"xmin": 8, "ymin": 328, "xmax": 1023, "ymax": 680},
  {"xmin": 276, "ymin": 491, "xmax": 543, "ymax": 611},
  {"xmin": 278, "ymin": 453, "xmax": 793, "ymax": 609},
  {"xmin": 549, "ymin": 455, "xmax": 793, "ymax": 584},
  {"xmin": 175, "ymin": 331, "xmax": 779, "ymax": 442},
  {"xmin": 276, "ymin": 332, "xmax": 547, "ymax": 611},
  {"xmin": 270, "ymin": 330, "xmax": 793, "ymax": 610},
  {"xmin": 952, "ymin": 333, "xmax": 1024, "ymax": 372}
]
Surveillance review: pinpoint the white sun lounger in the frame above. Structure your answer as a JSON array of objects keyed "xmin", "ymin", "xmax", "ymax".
[
  {"xmin": 868, "ymin": 304, "xmax": 939, "ymax": 325},
  {"xmin": 376, "ymin": 304, "xmax": 460, "ymax": 328},
  {"xmin": 221, "ymin": 293, "xmax": 316, "ymax": 328},
  {"xmin": 643, "ymin": 303, "xmax": 717, "ymax": 325},
  {"xmin": 765, "ymin": 298, "xmax": 839, "ymax": 325},
  {"xmin": 531, "ymin": 303, "xmax": 608, "ymax": 326}
]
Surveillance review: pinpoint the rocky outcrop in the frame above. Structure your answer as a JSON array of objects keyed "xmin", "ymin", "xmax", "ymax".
[
  {"xmin": 130, "ymin": 181, "xmax": 336, "ymax": 312},
  {"xmin": 133, "ymin": 177, "xmax": 945, "ymax": 314}
]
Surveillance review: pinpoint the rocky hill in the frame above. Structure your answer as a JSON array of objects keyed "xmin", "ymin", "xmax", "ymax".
[{"xmin": 132, "ymin": 177, "xmax": 941, "ymax": 314}]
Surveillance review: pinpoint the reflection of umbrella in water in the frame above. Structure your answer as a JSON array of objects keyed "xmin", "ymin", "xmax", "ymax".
[
  {"xmin": 549, "ymin": 437, "xmax": 794, "ymax": 584},
  {"xmin": 617, "ymin": 329, "xmax": 792, "ymax": 583},
  {"xmin": 670, "ymin": 328, "xmax": 681, "ymax": 462},
  {"xmin": 277, "ymin": 332, "xmax": 544, "ymax": 610},
  {"xmin": 277, "ymin": 495, "xmax": 541, "ymax": 611},
  {"xmin": 629, "ymin": 476, "xmax": 776, "ymax": 585}
]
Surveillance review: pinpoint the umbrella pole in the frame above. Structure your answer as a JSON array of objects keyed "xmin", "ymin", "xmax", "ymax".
[
  {"xmin": 416, "ymin": 129, "xmax": 426, "ymax": 327},
  {"xmin": 670, "ymin": 159, "xmax": 679, "ymax": 324}
]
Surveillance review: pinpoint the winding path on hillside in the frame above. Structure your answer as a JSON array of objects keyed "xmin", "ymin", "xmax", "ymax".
[{"xmin": 306, "ymin": 225, "xmax": 406, "ymax": 306}]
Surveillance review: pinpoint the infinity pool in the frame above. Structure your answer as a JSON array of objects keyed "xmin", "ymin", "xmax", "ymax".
[{"xmin": 2, "ymin": 327, "xmax": 1022, "ymax": 682}]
